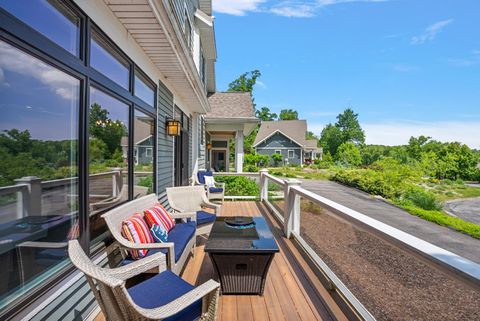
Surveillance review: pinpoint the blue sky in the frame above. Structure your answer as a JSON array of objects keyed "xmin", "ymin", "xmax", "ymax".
[{"xmin": 212, "ymin": 0, "xmax": 480, "ymax": 148}]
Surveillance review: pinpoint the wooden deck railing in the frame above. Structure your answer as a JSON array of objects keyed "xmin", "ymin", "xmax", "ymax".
[{"xmin": 219, "ymin": 169, "xmax": 480, "ymax": 321}]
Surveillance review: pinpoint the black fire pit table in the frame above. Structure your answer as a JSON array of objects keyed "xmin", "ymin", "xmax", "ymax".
[{"xmin": 204, "ymin": 216, "xmax": 279, "ymax": 295}]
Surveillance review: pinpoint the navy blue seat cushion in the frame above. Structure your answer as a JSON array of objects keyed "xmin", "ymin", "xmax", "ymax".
[
  {"xmin": 122, "ymin": 222, "xmax": 196, "ymax": 265},
  {"xmin": 209, "ymin": 187, "xmax": 223, "ymax": 194},
  {"xmin": 196, "ymin": 211, "xmax": 216, "ymax": 226},
  {"xmin": 197, "ymin": 170, "xmax": 213, "ymax": 185},
  {"xmin": 128, "ymin": 270, "xmax": 202, "ymax": 321}
]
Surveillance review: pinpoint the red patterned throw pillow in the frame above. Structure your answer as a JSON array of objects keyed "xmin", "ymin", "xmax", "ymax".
[
  {"xmin": 144, "ymin": 203, "xmax": 175, "ymax": 232},
  {"xmin": 121, "ymin": 213, "xmax": 154, "ymax": 260}
]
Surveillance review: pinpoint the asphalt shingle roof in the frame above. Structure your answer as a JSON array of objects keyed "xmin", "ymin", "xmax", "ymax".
[
  {"xmin": 206, "ymin": 92, "xmax": 256, "ymax": 118},
  {"xmin": 253, "ymin": 120, "xmax": 308, "ymax": 147}
]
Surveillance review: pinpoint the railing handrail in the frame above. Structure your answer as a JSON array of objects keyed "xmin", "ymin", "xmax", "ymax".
[
  {"xmin": 212, "ymin": 172, "xmax": 259, "ymax": 178},
  {"xmin": 263, "ymin": 173, "xmax": 285, "ymax": 186},
  {"xmin": 290, "ymin": 185, "xmax": 480, "ymax": 287},
  {"xmin": 0, "ymin": 184, "xmax": 28, "ymax": 196}
]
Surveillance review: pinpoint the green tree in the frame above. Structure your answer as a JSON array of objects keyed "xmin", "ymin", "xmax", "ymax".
[
  {"xmin": 89, "ymin": 103, "xmax": 127, "ymax": 156},
  {"xmin": 407, "ymin": 135, "xmax": 431, "ymax": 160},
  {"xmin": 336, "ymin": 142, "xmax": 362, "ymax": 167},
  {"xmin": 228, "ymin": 70, "xmax": 261, "ymax": 93},
  {"xmin": 278, "ymin": 109, "xmax": 299, "ymax": 120},
  {"xmin": 256, "ymin": 107, "xmax": 277, "ymax": 121},
  {"xmin": 335, "ymin": 108, "xmax": 365, "ymax": 144},
  {"xmin": 306, "ymin": 131, "xmax": 318, "ymax": 140},
  {"xmin": 319, "ymin": 124, "xmax": 343, "ymax": 156}
]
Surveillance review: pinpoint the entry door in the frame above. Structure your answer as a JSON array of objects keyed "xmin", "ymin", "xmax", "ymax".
[
  {"xmin": 212, "ymin": 150, "xmax": 226, "ymax": 172},
  {"xmin": 174, "ymin": 130, "xmax": 190, "ymax": 186}
]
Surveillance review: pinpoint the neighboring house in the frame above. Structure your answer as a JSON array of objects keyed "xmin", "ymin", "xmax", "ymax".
[
  {"xmin": 205, "ymin": 92, "xmax": 259, "ymax": 172},
  {"xmin": 0, "ymin": 1, "xmax": 252, "ymax": 320},
  {"xmin": 253, "ymin": 120, "xmax": 323, "ymax": 166}
]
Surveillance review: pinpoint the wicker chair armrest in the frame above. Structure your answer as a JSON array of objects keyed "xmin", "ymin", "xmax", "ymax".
[
  {"xmin": 202, "ymin": 202, "xmax": 221, "ymax": 214},
  {"xmin": 109, "ymin": 252, "xmax": 166, "ymax": 280},
  {"xmin": 170, "ymin": 212, "xmax": 196, "ymax": 221},
  {"xmin": 214, "ymin": 182, "xmax": 225, "ymax": 189},
  {"xmin": 132, "ymin": 280, "xmax": 220, "ymax": 320},
  {"xmin": 119, "ymin": 241, "xmax": 174, "ymax": 251}
]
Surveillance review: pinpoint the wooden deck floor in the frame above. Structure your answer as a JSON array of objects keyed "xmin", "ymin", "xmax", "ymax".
[{"xmin": 95, "ymin": 201, "xmax": 346, "ymax": 321}]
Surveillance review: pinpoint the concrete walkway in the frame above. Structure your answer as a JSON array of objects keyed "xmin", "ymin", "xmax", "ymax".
[
  {"xmin": 444, "ymin": 198, "xmax": 480, "ymax": 225},
  {"xmin": 299, "ymin": 179, "xmax": 480, "ymax": 264}
]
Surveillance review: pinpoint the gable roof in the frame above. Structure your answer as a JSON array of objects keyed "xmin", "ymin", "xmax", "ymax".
[
  {"xmin": 206, "ymin": 92, "xmax": 256, "ymax": 119},
  {"xmin": 305, "ymin": 139, "xmax": 322, "ymax": 152},
  {"xmin": 253, "ymin": 120, "xmax": 307, "ymax": 147}
]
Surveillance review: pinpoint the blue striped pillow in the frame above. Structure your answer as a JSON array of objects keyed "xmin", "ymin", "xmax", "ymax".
[{"xmin": 150, "ymin": 224, "xmax": 168, "ymax": 243}]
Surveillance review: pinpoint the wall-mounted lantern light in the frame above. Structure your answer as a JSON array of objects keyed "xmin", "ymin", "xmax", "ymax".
[
  {"xmin": 207, "ymin": 143, "xmax": 212, "ymax": 150},
  {"xmin": 166, "ymin": 118, "xmax": 181, "ymax": 136}
]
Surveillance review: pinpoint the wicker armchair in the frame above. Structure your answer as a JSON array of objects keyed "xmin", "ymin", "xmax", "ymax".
[
  {"xmin": 166, "ymin": 186, "xmax": 220, "ymax": 236},
  {"xmin": 101, "ymin": 194, "xmax": 196, "ymax": 275},
  {"xmin": 194, "ymin": 170, "xmax": 225, "ymax": 203},
  {"xmin": 68, "ymin": 240, "xmax": 220, "ymax": 321}
]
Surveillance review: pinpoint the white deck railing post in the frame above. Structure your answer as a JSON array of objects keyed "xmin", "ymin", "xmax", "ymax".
[
  {"xmin": 15, "ymin": 176, "xmax": 42, "ymax": 217},
  {"xmin": 259, "ymin": 169, "xmax": 269, "ymax": 202},
  {"xmin": 284, "ymin": 179, "xmax": 301, "ymax": 238},
  {"xmin": 112, "ymin": 168, "xmax": 122, "ymax": 196}
]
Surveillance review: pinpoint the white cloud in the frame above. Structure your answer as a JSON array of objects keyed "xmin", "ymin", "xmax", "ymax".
[
  {"xmin": 0, "ymin": 42, "xmax": 78, "ymax": 100},
  {"xmin": 363, "ymin": 120, "xmax": 480, "ymax": 148},
  {"xmin": 212, "ymin": 0, "xmax": 265, "ymax": 16},
  {"xmin": 214, "ymin": 0, "xmax": 389, "ymax": 17},
  {"xmin": 270, "ymin": 3, "xmax": 317, "ymax": 17},
  {"xmin": 256, "ymin": 80, "xmax": 267, "ymax": 89},
  {"xmin": 308, "ymin": 120, "xmax": 480, "ymax": 148},
  {"xmin": 411, "ymin": 19, "xmax": 453, "ymax": 45}
]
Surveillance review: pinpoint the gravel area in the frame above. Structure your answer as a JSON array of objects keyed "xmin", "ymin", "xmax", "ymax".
[{"xmin": 300, "ymin": 207, "xmax": 480, "ymax": 321}]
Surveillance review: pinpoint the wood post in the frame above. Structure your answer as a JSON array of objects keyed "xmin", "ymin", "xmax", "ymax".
[
  {"xmin": 284, "ymin": 179, "xmax": 301, "ymax": 238},
  {"xmin": 15, "ymin": 176, "xmax": 42, "ymax": 217},
  {"xmin": 259, "ymin": 169, "xmax": 269, "ymax": 202}
]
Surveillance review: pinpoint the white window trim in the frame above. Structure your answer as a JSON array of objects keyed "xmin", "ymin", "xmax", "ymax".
[
  {"xmin": 288, "ymin": 150, "xmax": 295, "ymax": 158},
  {"xmin": 146, "ymin": 147, "xmax": 152, "ymax": 157},
  {"xmin": 275, "ymin": 150, "xmax": 282, "ymax": 155}
]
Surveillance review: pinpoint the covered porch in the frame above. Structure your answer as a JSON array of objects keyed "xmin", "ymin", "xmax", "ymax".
[{"xmin": 204, "ymin": 92, "xmax": 259, "ymax": 173}]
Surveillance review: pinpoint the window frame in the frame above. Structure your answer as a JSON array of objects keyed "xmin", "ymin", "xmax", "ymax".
[
  {"xmin": 288, "ymin": 150, "xmax": 295, "ymax": 158},
  {"xmin": 275, "ymin": 150, "xmax": 282, "ymax": 155},
  {"xmin": 0, "ymin": 2, "xmax": 158, "ymax": 318}
]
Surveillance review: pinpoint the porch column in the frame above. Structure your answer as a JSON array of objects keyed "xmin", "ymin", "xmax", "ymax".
[{"xmin": 235, "ymin": 130, "xmax": 244, "ymax": 173}]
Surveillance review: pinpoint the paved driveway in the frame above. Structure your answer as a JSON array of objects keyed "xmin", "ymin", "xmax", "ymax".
[
  {"xmin": 444, "ymin": 198, "xmax": 480, "ymax": 225},
  {"xmin": 299, "ymin": 179, "xmax": 480, "ymax": 264}
]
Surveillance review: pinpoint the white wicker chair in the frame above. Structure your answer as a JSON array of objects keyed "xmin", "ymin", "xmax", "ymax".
[
  {"xmin": 166, "ymin": 186, "xmax": 220, "ymax": 236},
  {"xmin": 68, "ymin": 240, "xmax": 219, "ymax": 321},
  {"xmin": 194, "ymin": 170, "xmax": 225, "ymax": 204},
  {"xmin": 101, "ymin": 194, "xmax": 196, "ymax": 275}
]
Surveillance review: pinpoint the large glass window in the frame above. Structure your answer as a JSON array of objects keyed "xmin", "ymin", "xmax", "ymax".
[
  {"xmin": 134, "ymin": 110, "xmax": 155, "ymax": 197},
  {"xmin": 90, "ymin": 29, "xmax": 130, "ymax": 89},
  {"xmin": 0, "ymin": 40, "xmax": 79, "ymax": 308},
  {"xmin": 134, "ymin": 71, "xmax": 155, "ymax": 106},
  {"xmin": 88, "ymin": 87, "xmax": 129, "ymax": 242},
  {"xmin": 0, "ymin": 0, "xmax": 80, "ymax": 56}
]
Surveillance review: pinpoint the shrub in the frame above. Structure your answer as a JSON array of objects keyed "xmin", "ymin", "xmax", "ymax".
[
  {"xmin": 402, "ymin": 186, "xmax": 442, "ymax": 211},
  {"xmin": 335, "ymin": 142, "xmax": 362, "ymax": 167},
  {"xmin": 214, "ymin": 176, "xmax": 259, "ymax": 196},
  {"xmin": 244, "ymin": 164, "xmax": 259, "ymax": 173},
  {"xmin": 271, "ymin": 153, "xmax": 283, "ymax": 167}
]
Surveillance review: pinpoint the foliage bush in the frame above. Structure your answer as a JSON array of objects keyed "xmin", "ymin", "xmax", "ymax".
[
  {"xmin": 401, "ymin": 186, "xmax": 442, "ymax": 211},
  {"xmin": 244, "ymin": 153, "xmax": 269, "ymax": 168},
  {"xmin": 214, "ymin": 176, "xmax": 259, "ymax": 196},
  {"xmin": 244, "ymin": 164, "xmax": 259, "ymax": 173},
  {"xmin": 271, "ymin": 153, "xmax": 283, "ymax": 167},
  {"xmin": 335, "ymin": 142, "xmax": 362, "ymax": 167}
]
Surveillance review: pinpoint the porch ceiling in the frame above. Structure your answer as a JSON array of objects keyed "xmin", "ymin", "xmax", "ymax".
[{"xmin": 104, "ymin": 0, "xmax": 210, "ymax": 113}]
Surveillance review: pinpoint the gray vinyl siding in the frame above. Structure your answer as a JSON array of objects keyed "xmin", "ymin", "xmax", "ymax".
[
  {"xmin": 188, "ymin": 115, "xmax": 193, "ymax": 178},
  {"xmin": 198, "ymin": 116, "xmax": 206, "ymax": 170},
  {"xmin": 256, "ymin": 132, "xmax": 302, "ymax": 149},
  {"xmin": 256, "ymin": 132, "xmax": 303, "ymax": 166},
  {"xmin": 157, "ymin": 81, "xmax": 174, "ymax": 208},
  {"xmin": 257, "ymin": 148, "xmax": 302, "ymax": 166},
  {"xmin": 171, "ymin": 0, "xmax": 197, "ymax": 37}
]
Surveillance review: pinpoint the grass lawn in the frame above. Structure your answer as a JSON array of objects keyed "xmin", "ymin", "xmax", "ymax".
[{"xmin": 268, "ymin": 166, "xmax": 333, "ymax": 180}]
